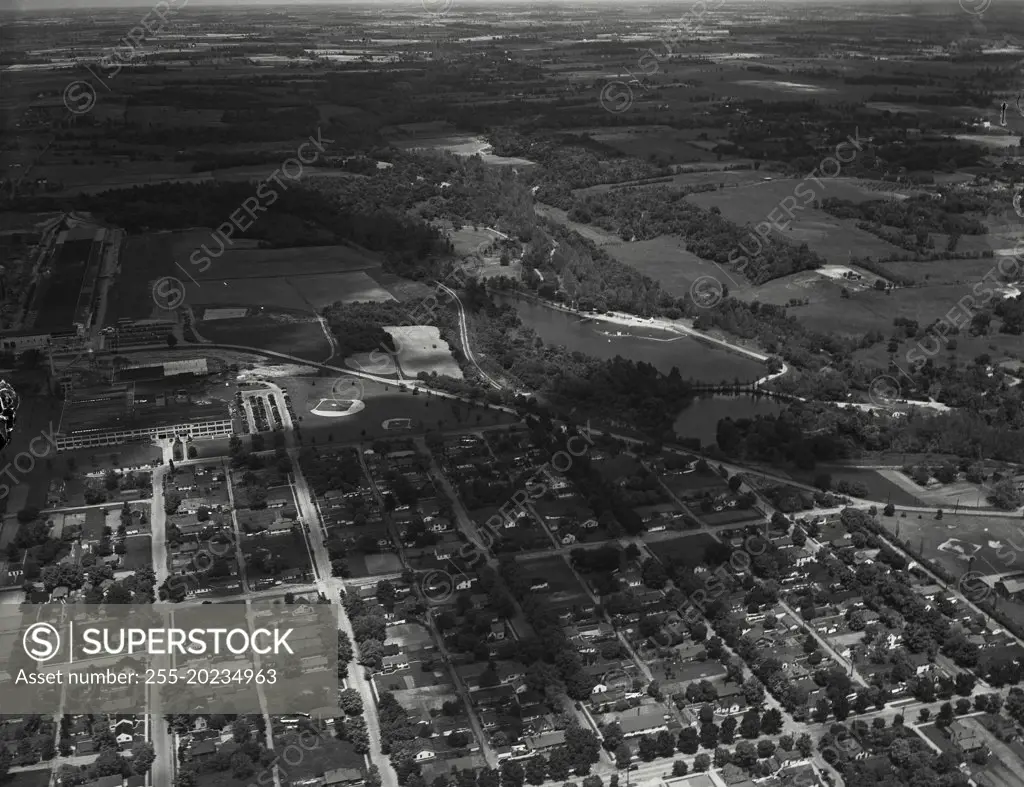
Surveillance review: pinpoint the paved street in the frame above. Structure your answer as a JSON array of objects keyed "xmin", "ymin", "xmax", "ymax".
[{"xmin": 270, "ymin": 382, "xmax": 400, "ymax": 787}]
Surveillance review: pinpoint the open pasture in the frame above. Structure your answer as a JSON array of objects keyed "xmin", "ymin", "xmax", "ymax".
[
  {"xmin": 686, "ymin": 178, "xmax": 907, "ymax": 263},
  {"xmin": 586, "ymin": 125, "xmax": 723, "ymax": 164},
  {"xmin": 599, "ymin": 236, "xmax": 719, "ymax": 298},
  {"xmin": 738, "ymin": 278, "xmax": 1012, "ymax": 339},
  {"xmin": 573, "ymin": 166, "xmax": 765, "ymax": 198},
  {"xmin": 107, "ymin": 230, "xmax": 209, "ymax": 323}
]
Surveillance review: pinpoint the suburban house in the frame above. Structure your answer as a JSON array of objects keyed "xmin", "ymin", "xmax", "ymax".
[
  {"xmin": 380, "ymin": 655, "xmax": 411, "ymax": 674},
  {"xmin": 189, "ymin": 739, "xmax": 218, "ymax": 762},
  {"xmin": 322, "ymin": 768, "xmax": 365, "ymax": 787},
  {"xmin": 525, "ymin": 730, "xmax": 567, "ymax": 753},
  {"xmin": 618, "ymin": 707, "xmax": 669, "ymax": 738},
  {"xmin": 950, "ymin": 721, "xmax": 986, "ymax": 754}
]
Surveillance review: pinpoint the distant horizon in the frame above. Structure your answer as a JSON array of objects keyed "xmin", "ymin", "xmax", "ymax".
[{"xmin": 0, "ymin": 0, "xmax": 994, "ymax": 11}]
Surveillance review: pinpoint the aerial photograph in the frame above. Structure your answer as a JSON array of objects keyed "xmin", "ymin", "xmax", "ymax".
[{"xmin": 0, "ymin": 0, "xmax": 1023, "ymax": 785}]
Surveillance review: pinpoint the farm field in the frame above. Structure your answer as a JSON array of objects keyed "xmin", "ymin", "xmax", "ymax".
[
  {"xmin": 194, "ymin": 244, "xmax": 383, "ymax": 279},
  {"xmin": 187, "ymin": 270, "xmax": 395, "ymax": 310},
  {"xmin": 110, "ymin": 232, "xmax": 398, "ymax": 324},
  {"xmin": 52, "ymin": 165, "xmax": 367, "ymax": 196},
  {"xmin": 737, "ymin": 278, "xmax": 1013, "ymax": 339},
  {"xmin": 584, "ymin": 125, "xmax": 723, "ymax": 164},
  {"xmin": 196, "ymin": 311, "xmax": 331, "ymax": 361},
  {"xmin": 106, "ymin": 231, "xmax": 206, "ymax": 323},
  {"xmin": 573, "ymin": 166, "xmax": 765, "ymax": 197},
  {"xmin": 875, "ymin": 257, "xmax": 1004, "ymax": 286}
]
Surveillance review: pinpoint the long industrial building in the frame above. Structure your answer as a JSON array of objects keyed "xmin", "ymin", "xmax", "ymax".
[{"xmin": 55, "ymin": 384, "xmax": 233, "ymax": 452}]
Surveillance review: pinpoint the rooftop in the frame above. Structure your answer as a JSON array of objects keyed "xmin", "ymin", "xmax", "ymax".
[{"xmin": 59, "ymin": 392, "xmax": 230, "ymax": 436}]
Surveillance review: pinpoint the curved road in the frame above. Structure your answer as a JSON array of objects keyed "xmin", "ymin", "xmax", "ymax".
[{"xmin": 434, "ymin": 281, "xmax": 504, "ymax": 392}]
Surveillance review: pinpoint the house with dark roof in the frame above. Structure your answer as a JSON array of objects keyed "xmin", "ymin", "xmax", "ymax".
[
  {"xmin": 618, "ymin": 707, "xmax": 668, "ymax": 738},
  {"xmin": 323, "ymin": 767, "xmax": 365, "ymax": 787},
  {"xmin": 189, "ymin": 739, "xmax": 217, "ymax": 761},
  {"xmin": 525, "ymin": 730, "xmax": 566, "ymax": 752},
  {"xmin": 949, "ymin": 720, "xmax": 986, "ymax": 754}
]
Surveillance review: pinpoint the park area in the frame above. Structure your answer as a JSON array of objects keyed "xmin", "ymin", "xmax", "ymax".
[
  {"xmin": 290, "ymin": 374, "xmax": 516, "ymax": 444},
  {"xmin": 876, "ymin": 508, "xmax": 1024, "ymax": 587},
  {"xmin": 789, "ymin": 467, "xmax": 925, "ymax": 507},
  {"xmin": 383, "ymin": 326, "xmax": 463, "ymax": 379}
]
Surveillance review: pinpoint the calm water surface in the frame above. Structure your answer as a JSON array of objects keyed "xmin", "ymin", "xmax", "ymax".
[{"xmin": 494, "ymin": 294, "xmax": 784, "ymax": 446}]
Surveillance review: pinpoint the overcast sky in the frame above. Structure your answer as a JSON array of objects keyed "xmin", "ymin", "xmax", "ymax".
[
  {"xmin": 0, "ymin": 0, "xmax": 897, "ymax": 11},
  {"xmin": 5, "ymin": 0, "xmax": 440, "ymax": 11}
]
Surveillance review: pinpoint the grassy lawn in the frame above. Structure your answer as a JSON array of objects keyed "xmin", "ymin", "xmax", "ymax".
[
  {"xmin": 241, "ymin": 531, "xmax": 313, "ymax": 585},
  {"xmin": 686, "ymin": 178, "xmax": 906, "ymax": 265},
  {"xmin": 520, "ymin": 555, "xmax": 588, "ymax": 596},
  {"xmin": 916, "ymin": 723, "xmax": 957, "ymax": 755},
  {"xmin": 662, "ymin": 472, "xmax": 729, "ymax": 496},
  {"xmin": 122, "ymin": 534, "xmax": 153, "ymax": 571},
  {"xmin": 5, "ymin": 772, "xmax": 53, "ymax": 787},
  {"xmin": 593, "ymin": 455, "xmax": 642, "ymax": 481},
  {"xmin": 270, "ymin": 730, "xmax": 363, "ymax": 783},
  {"xmin": 790, "ymin": 467, "xmax": 925, "ymax": 507},
  {"xmin": 650, "ymin": 533, "xmax": 721, "ymax": 567},
  {"xmin": 702, "ymin": 508, "xmax": 764, "ymax": 526},
  {"xmin": 595, "ymin": 235, "xmax": 718, "ymax": 299},
  {"xmin": 196, "ymin": 311, "xmax": 332, "ymax": 362}
]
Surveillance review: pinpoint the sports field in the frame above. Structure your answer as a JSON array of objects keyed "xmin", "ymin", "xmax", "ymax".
[{"xmin": 876, "ymin": 509, "xmax": 1024, "ymax": 584}]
